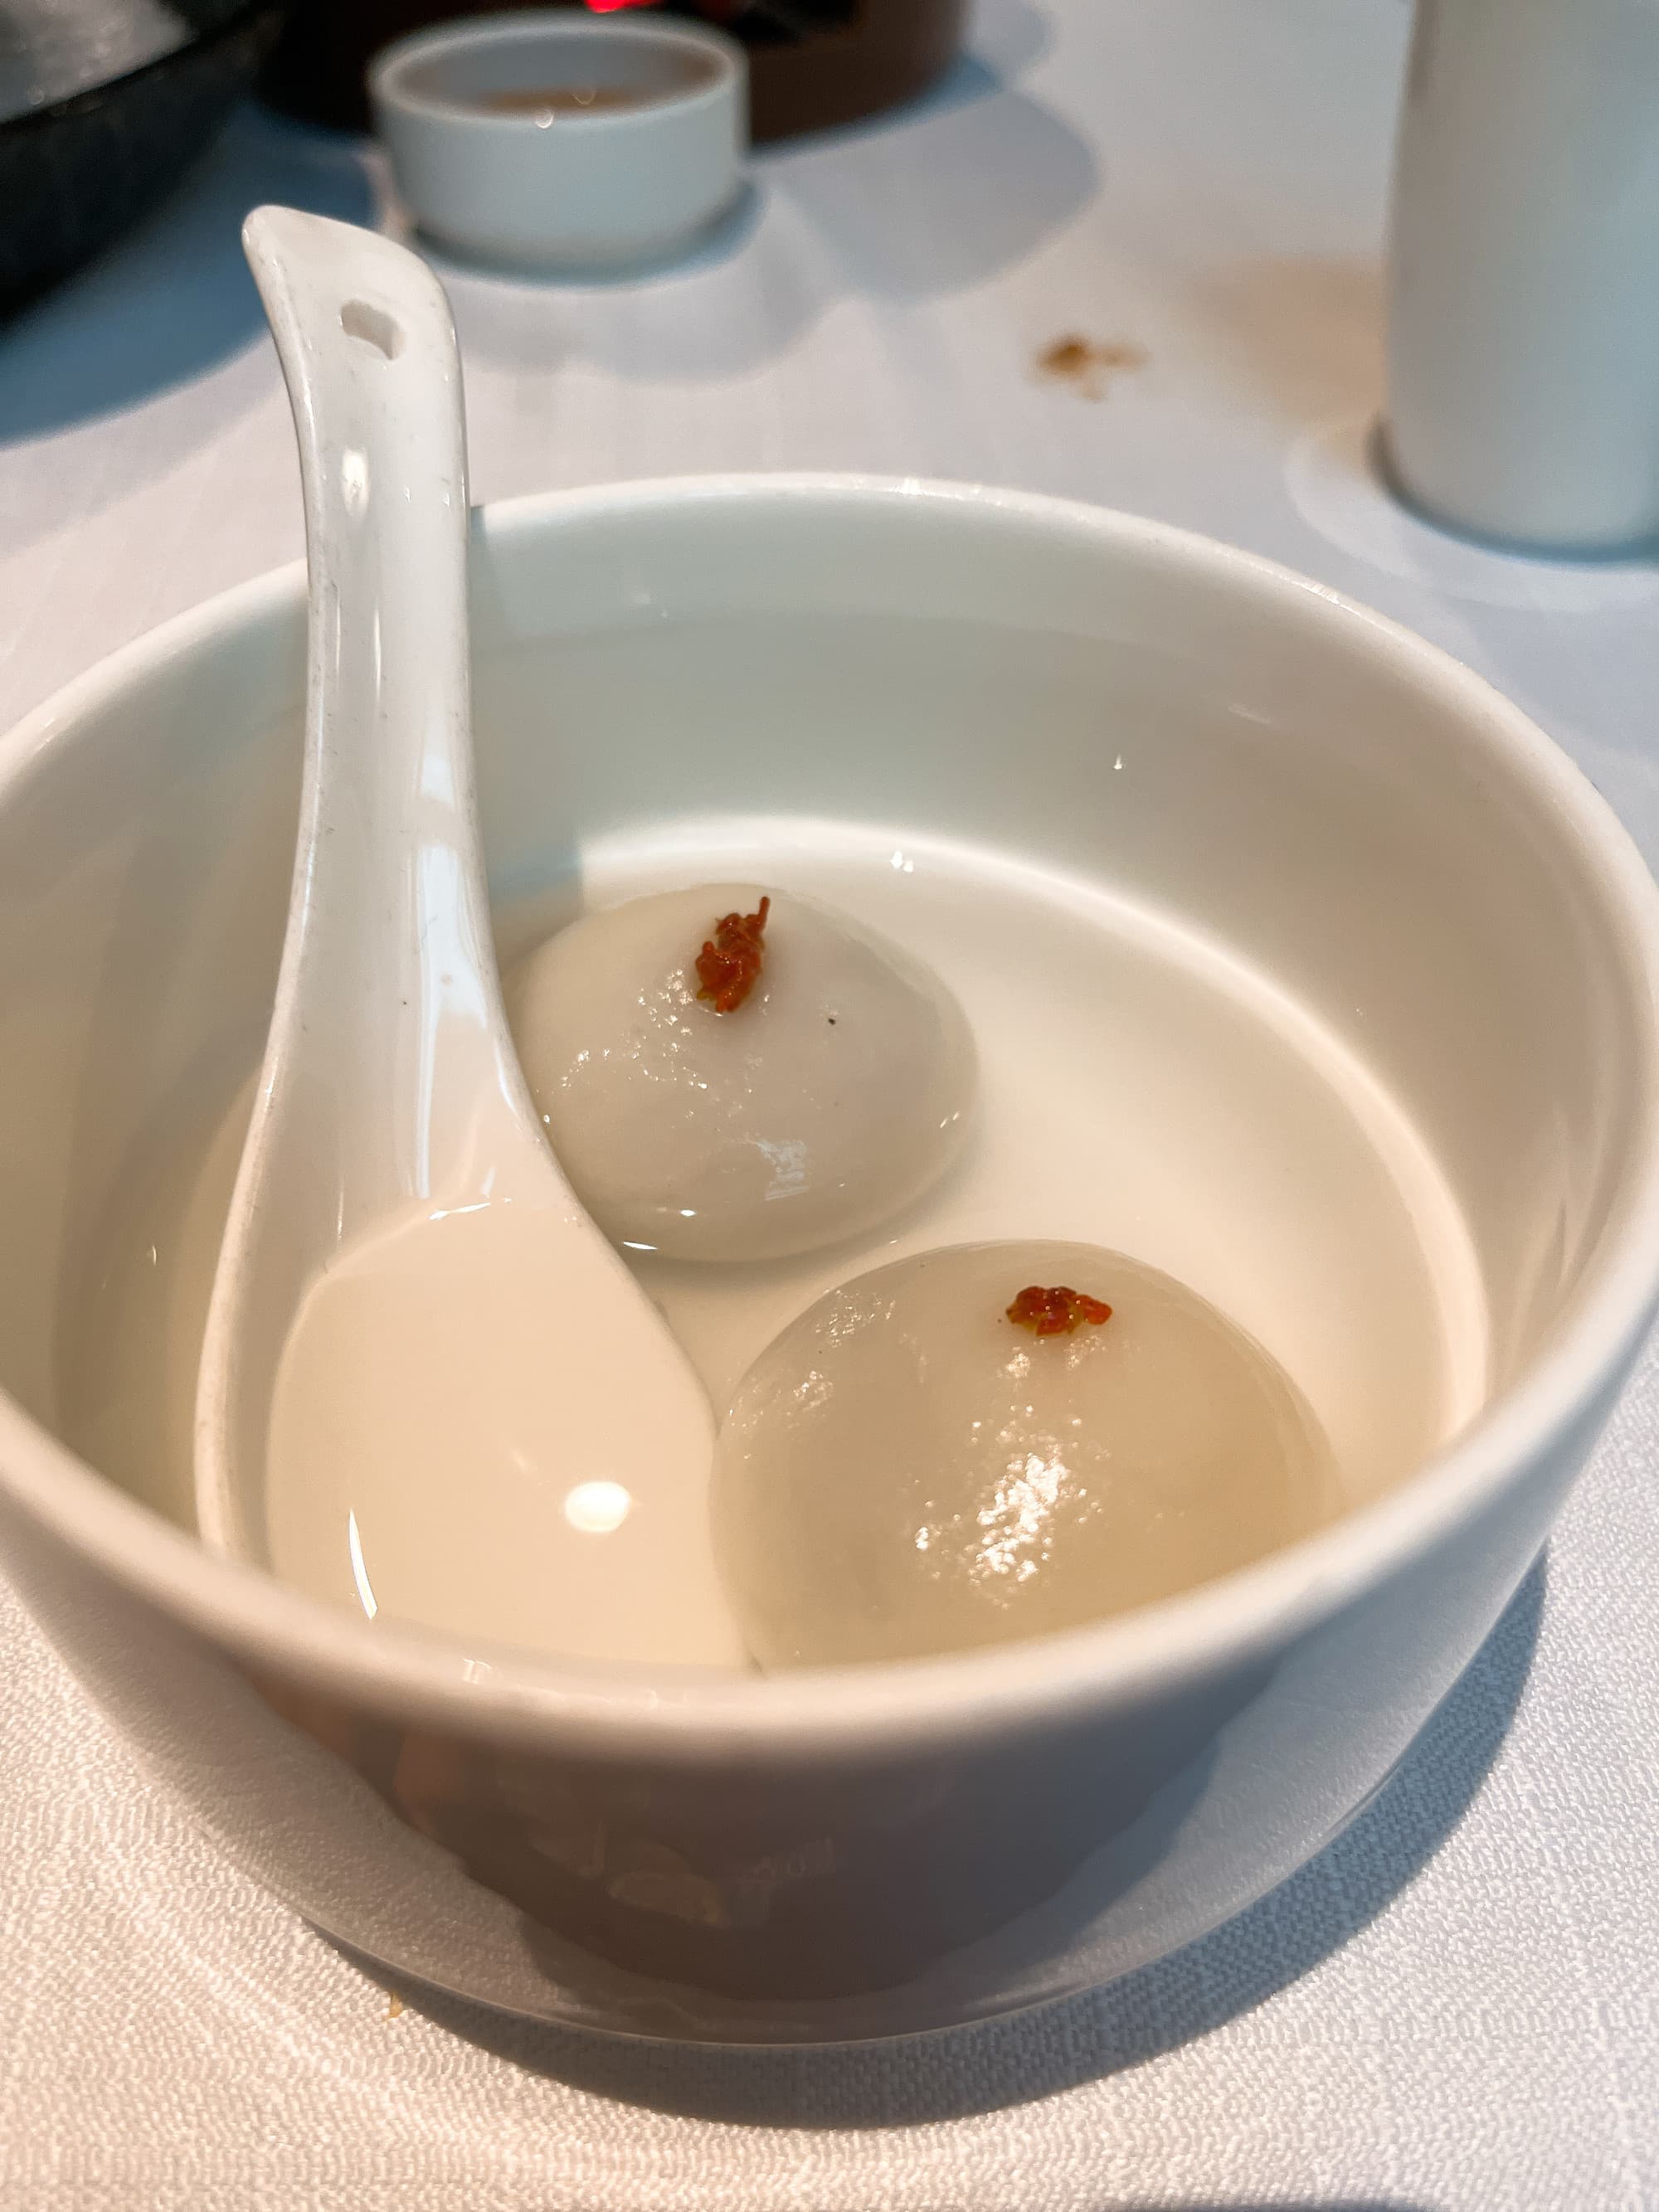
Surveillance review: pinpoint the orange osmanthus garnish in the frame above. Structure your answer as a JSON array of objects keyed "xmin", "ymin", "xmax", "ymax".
[
  {"xmin": 1005, "ymin": 1285, "xmax": 1114, "ymax": 1336},
  {"xmin": 695, "ymin": 896, "xmax": 771, "ymax": 1014}
]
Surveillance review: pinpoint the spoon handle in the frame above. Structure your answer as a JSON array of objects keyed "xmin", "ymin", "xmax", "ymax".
[{"xmin": 243, "ymin": 206, "xmax": 513, "ymax": 1214}]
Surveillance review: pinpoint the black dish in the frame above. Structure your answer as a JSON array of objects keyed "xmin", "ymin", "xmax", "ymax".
[
  {"xmin": 260, "ymin": 0, "xmax": 965, "ymax": 143},
  {"xmin": 1, "ymin": 0, "xmax": 285, "ymax": 311}
]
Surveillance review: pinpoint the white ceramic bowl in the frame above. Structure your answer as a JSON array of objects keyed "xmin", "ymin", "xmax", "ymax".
[
  {"xmin": 2, "ymin": 477, "xmax": 1657, "ymax": 2044},
  {"xmin": 369, "ymin": 12, "xmax": 747, "ymax": 273}
]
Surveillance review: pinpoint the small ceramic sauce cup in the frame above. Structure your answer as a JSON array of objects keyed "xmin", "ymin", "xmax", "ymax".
[{"xmin": 369, "ymin": 12, "xmax": 747, "ymax": 273}]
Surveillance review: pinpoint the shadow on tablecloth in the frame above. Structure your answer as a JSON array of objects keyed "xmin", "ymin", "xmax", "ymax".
[
  {"xmin": 368, "ymin": 1555, "xmax": 1543, "ymax": 2133},
  {"xmin": 440, "ymin": 0, "xmax": 1101, "ymax": 388},
  {"xmin": 0, "ymin": 104, "xmax": 372, "ymax": 449}
]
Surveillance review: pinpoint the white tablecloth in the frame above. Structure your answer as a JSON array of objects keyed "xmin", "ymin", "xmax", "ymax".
[{"xmin": 4, "ymin": 4, "xmax": 1658, "ymax": 2204}]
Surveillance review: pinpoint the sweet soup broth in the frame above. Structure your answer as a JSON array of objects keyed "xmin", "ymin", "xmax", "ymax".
[{"xmin": 62, "ymin": 824, "xmax": 1488, "ymax": 1664}]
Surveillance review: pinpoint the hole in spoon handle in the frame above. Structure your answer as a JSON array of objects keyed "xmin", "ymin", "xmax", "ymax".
[{"xmin": 340, "ymin": 300, "xmax": 404, "ymax": 360}]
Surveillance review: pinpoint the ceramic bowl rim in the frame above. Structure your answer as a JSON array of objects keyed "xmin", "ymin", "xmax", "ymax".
[
  {"xmin": 367, "ymin": 9, "xmax": 746, "ymax": 136},
  {"xmin": 3, "ymin": 472, "xmax": 1657, "ymax": 1762}
]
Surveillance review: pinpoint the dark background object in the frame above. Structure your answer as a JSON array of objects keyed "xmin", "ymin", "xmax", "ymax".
[
  {"xmin": 261, "ymin": 0, "xmax": 966, "ymax": 141},
  {"xmin": 0, "ymin": 0, "xmax": 285, "ymax": 311}
]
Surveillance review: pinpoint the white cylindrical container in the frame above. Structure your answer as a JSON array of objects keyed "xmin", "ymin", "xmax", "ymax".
[{"xmin": 1384, "ymin": 0, "xmax": 1659, "ymax": 553}]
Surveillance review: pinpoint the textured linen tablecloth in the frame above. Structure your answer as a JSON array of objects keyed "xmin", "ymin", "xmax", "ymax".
[{"xmin": 3, "ymin": 3, "xmax": 1658, "ymax": 2205}]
